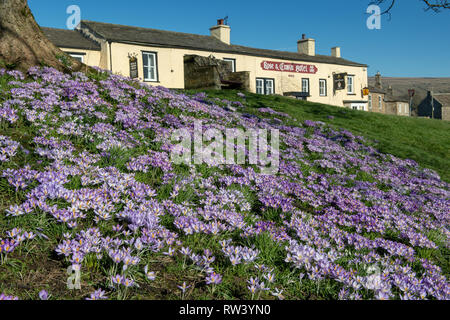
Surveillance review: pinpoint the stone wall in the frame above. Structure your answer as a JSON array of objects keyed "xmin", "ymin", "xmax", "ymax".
[
  {"xmin": 385, "ymin": 101, "xmax": 399, "ymax": 115},
  {"xmin": 184, "ymin": 54, "xmax": 249, "ymax": 91},
  {"xmin": 442, "ymin": 107, "xmax": 450, "ymax": 121},
  {"xmin": 369, "ymin": 92, "xmax": 386, "ymax": 114},
  {"xmin": 225, "ymin": 71, "xmax": 250, "ymax": 91}
]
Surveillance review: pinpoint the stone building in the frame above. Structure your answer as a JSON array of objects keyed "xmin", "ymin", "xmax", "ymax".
[
  {"xmin": 417, "ymin": 92, "xmax": 450, "ymax": 121},
  {"xmin": 368, "ymin": 72, "xmax": 410, "ymax": 116},
  {"xmin": 42, "ymin": 19, "xmax": 369, "ymax": 109},
  {"xmin": 368, "ymin": 85, "xmax": 387, "ymax": 114},
  {"xmin": 385, "ymin": 90, "xmax": 410, "ymax": 116}
]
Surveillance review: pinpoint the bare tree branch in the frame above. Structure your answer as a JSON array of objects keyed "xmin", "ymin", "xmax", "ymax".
[{"xmin": 370, "ymin": 0, "xmax": 450, "ymax": 15}]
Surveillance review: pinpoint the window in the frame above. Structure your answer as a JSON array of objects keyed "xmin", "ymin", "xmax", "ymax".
[
  {"xmin": 256, "ymin": 79, "xmax": 264, "ymax": 94},
  {"xmin": 302, "ymin": 78, "xmax": 310, "ymax": 95},
  {"xmin": 66, "ymin": 52, "xmax": 85, "ymax": 63},
  {"xmin": 368, "ymin": 95, "xmax": 372, "ymax": 109},
  {"xmin": 319, "ymin": 79, "xmax": 327, "ymax": 96},
  {"xmin": 142, "ymin": 52, "xmax": 158, "ymax": 82},
  {"xmin": 378, "ymin": 96, "xmax": 382, "ymax": 110},
  {"xmin": 352, "ymin": 106, "xmax": 358, "ymax": 110},
  {"xmin": 223, "ymin": 58, "xmax": 236, "ymax": 72},
  {"xmin": 265, "ymin": 79, "xmax": 274, "ymax": 95},
  {"xmin": 347, "ymin": 75, "xmax": 354, "ymax": 94},
  {"xmin": 256, "ymin": 78, "xmax": 275, "ymax": 95}
]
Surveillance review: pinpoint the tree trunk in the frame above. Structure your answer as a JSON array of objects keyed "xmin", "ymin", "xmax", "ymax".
[{"xmin": 0, "ymin": 0, "xmax": 86, "ymax": 72}]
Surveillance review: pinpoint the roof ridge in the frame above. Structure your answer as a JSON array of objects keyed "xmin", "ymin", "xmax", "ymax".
[
  {"xmin": 41, "ymin": 26, "xmax": 76, "ymax": 31},
  {"xmin": 81, "ymin": 20, "xmax": 215, "ymax": 40},
  {"xmin": 79, "ymin": 20, "xmax": 367, "ymax": 67}
]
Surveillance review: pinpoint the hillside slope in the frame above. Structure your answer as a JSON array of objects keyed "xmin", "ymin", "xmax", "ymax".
[
  {"xmin": 0, "ymin": 68, "xmax": 449, "ymax": 300},
  {"xmin": 188, "ymin": 89, "xmax": 450, "ymax": 183}
]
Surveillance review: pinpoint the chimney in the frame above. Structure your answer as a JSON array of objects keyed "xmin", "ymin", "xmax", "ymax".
[
  {"xmin": 297, "ymin": 34, "xmax": 315, "ymax": 56},
  {"xmin": 331, "ymin": 47, "xmax": 341, "ymax": 58},
  {"xmin": 375, "ymin": 72, "xmax": 382, "ymax": 89},
  {"xmin": 210, "ymin": 19, "xmax": 231, "ymax": 45},
  {"xmin": 387, "ymin": 85, "xmax": 393, "ymax": 96}
]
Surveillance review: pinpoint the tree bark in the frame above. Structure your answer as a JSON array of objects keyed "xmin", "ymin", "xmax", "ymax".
[{"xmin": 0, "ymin": 0, "xmax": 86, "ymax": 72}]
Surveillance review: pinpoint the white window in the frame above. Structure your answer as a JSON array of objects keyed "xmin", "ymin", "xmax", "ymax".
[
  {"xmin": 302, "ymin": 78, "xmax": 310, "ymax": 94},
  {"xmin": 352, "ymin": 106, "xmax": 358, "ymax": 110},
  {"xmin": 319, "ymin": 79, "xmax": 327, "ymax": 96},
  {"xmin": 378, "ymin": 96, "xmax": 382, "ymax": 110},
  {"xmin": 256, "ymin": 79, "xmax": 264, "ymax": 94},
  {"xmin": 265, "ymin": 79, "xmax": 274, "ymax": 95},
  {"xmin": 347, "ymin": 75, "xmax": 354, "ymax": 94},
  {"xmin": 256, "ymin": 78, "xmax": 274, "ymax": 95},
  {"xmin": 143, "ymin": 52, "xmax": 158, "ymax": 82},
  {"xmin": 368, "ymin": 95, "xmax": 372, "ymax": 109},
  {"xmin": 67, "ymin": 53, "xmax": 84, "ymax": 63},
  {"xmin": 223, "ymin": 58, "xmax": 236, "ymax": 72}
]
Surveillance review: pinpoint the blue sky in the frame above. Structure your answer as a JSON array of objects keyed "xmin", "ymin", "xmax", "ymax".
[{"xmin": 29, "ymin": 0, "xmax": 450, "ymax": 77}]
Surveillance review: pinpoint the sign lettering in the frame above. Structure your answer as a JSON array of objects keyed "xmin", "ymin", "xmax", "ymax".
[{"xmin": 261, "ymin": 61, "xmax": 318, "ymax": 74}]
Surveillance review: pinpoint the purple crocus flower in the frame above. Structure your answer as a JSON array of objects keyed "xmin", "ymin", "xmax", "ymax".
[
  {"xmin": 205, "ymin": 272, "xmax": 222, "ymax": 285},
  {"xmin": 39, "ymin": 290, "xmax": 49, "ymax": 300}
]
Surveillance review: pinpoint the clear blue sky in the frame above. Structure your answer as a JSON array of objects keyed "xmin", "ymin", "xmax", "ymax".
[{"xmin": 28, "ymin": 0, "xmax": 450, "ymax": 77}]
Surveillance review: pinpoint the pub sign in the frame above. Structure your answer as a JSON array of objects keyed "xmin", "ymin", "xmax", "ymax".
[
  {"xmin": 333, "ymin": 73, "xmax": 347, "ymax": 91},
  {"xmin": 129, "ymin": 55, "xmax": 138, "ymax": 79}
]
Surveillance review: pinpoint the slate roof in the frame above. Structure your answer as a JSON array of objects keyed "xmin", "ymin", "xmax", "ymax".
[
  {"xmin": 41, "ymin": 27, "xmax": 101, "ymax": 51},
  {"xmin": 368, "ymin": 85, "xmax": 386, "ymax": 94},
  {"xmin": 79, "ymin": 20, "xmax": 367, "ymax": 68},
  {"xmin": 433, "ymin": 94, "xmax": 450, "ymax": 107},
  {"xmin": 384, "ymin": 94, "xmax": 409, "ymax": 103}
]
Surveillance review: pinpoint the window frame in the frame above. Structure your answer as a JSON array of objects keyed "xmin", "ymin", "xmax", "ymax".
[
  {"xmin": 65, "ymin": 52, "xmax": 85, "ymax": 63},
  {"xmin": 302, "ymin": 78, "xmax": 310, "ymax": 95},
  {"xmin": 256, "ymin": 78, "xmax": 275, "ymax": 95},
  {"xmin": 378, "ymin": 96, "xmax": 382, "ymax": 110},
  {"xmin": 265, "ymin": 78, "xmax": 274, "ymax": 95},
  {"xmin": 319, "ymin": 79, "xmax": 327, "ymax": 97},
  {"xmin": 347, "ymin": 75, "xmax": 355, "ymax": 94},
  {"xmin": 223, "ymin": 58, "xmax": 236, "ymax": 72},
  {"xmin": 142, "ymin": 51, "xmax": 159, "ymax": 82},
  {"xmin": 368, "ymin": 94, "xmax": 372, "ymax": 109},
  {"xmin": 256, "ymin": 78, "xmax": 264, "ymax": 95}
]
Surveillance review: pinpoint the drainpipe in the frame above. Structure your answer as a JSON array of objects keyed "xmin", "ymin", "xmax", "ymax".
[{"xmin": 109, "ymin": 41, "xmax": 113, "ymax": 72}]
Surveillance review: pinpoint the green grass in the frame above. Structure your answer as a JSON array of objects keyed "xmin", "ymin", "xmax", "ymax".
[{"xmin": 184, "ymin": 89, "xmax": 450, "ymax": 182}]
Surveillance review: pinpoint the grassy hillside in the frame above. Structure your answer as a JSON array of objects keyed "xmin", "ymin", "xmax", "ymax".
[
  {"xmin": 185, "ymin": 89, "xmax": 450, "ymax": 183},
  {"xmin": 0, "ymin": 68, "xmax": 449, "ymax": 301}
]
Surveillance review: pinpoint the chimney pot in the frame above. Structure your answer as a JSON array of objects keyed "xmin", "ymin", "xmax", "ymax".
[
  {"xmin": 331, "ymin": 47, "xmax": 341, "ymax": 58},
  {"xmin": 210, "ymin": 21, "xmax": 231, "ymax": 45},
  {"xmin": 375, "ymin": 72, "xmax": 382, "ymax": 89},
  {"xmin": 302, "ymin": 34, "xmax": 306, "ymax": 39}
]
